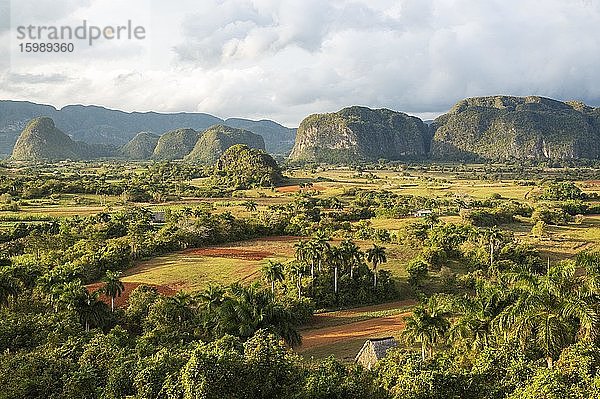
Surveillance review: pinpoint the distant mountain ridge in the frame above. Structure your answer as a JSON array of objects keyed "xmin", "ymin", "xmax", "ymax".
[
  {"xmin": 11, "ymin": 118, "xmax": 271, "ymax": 162},
  {"xmin": 0, "ymin": 100, "xmax": 296, "ymax": 156},
  {"xmin": 6, "ymin": 96, "xmax": 600, "ymax": 163}
]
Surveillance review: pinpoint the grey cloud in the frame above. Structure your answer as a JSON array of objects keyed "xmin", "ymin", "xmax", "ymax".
[
  {"xmin": 3, "ymin": 0, "xmax": 600, "ymax": 127},
  {"xmin": 7, "ymin": 72, "xmax": 71, "ymax": 84}
]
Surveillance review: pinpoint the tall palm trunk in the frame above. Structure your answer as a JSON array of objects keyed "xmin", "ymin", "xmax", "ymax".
[
  {"xmin": 373, "ymin": 262, "xmax": 378, "ymax": 287},
  {"xmin": 334, "ymin": 266, "xmax": 338, "ymax": 293}
]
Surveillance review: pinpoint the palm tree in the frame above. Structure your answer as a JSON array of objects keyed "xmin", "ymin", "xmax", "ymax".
[
  {"xmin": 487, "ymin": 228, "xmax": 504, "ymax": 272},
  {"xmin": 102, "ymin": 270, "xmax": 125, "ymax": 312},
  {"xmin": 289, "ymin": 261, "xmax": 306, "ymax": 299},
  {"xmin": 423, "ymin": 213, "xmax": 439, "ymax": 229},
  {"xmin": 448, "ymin": 280, "xmax": 508, "ymax": 353},
  {"xmin": 294, "ymin": 240, "xmax": 310, "ymax": 265},
  {"xmin": 366, "ymin": 244, "xmax": 387, "ymax": 287},
  {"xmin": 312, "ymin": 232, "xmax": 331, "ymax": 273},
  {"xmin": 402, "ymin": 296, "xmax": 451, "ymax": 361},
  {"xmin": 0, "ymin": 272, "xmax": 21, "ymax": 308},
  {"xmin": 195, "ymin": 284, "xmax": 225, "ymax": 312},
  {"xmin": 217, "ymin": 284, "xmax": 301, "ymax": 347},
  {"xmin": 59, "ymin": 281, "xmax": 107, "ymax": 332},
  {"xmin": 496, "ymin": 261, "xmax": 598, "ymax": 368},
  {"xmin": 168, "ymin": 291, "xmax": 194, "ymax": 324},
  {"xmin": 306, "ymin": 241, "xmax": 320, "ymax": 280},
  {"xmin": 78, "ymin": 290, "xmax": 107, "ymax": 332},
  {"xmin": 243, "ymin": 200, "xmax": 258, "ymax": 212},
  {"xmin": 261, "ymin": 261, "xmax": 285, "ymax": 294},
  {"xmin": 326, "ymin": 247, "xmax": 344, "ymax": 294},
  {"xmin": 339, "ymin": 239, "xmax": 362, "ymax": 279}
]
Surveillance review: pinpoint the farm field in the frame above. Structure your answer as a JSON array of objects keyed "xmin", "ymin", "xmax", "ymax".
[
  {"xmin": 298, "ymin": 300, "xmax": 416, "ymax": 361},
  {"xmin": 4, "ymin": 163, "xmax": 600, "ymax": 363},
  {"xmin": 122, "ymin": 236, "xmax": 299, "ymax": 291}
]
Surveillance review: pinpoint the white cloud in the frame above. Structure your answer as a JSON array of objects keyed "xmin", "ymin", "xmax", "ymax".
[{"xmin": 1, "ymin": 0, "xmax": 600, "ymax": 126}]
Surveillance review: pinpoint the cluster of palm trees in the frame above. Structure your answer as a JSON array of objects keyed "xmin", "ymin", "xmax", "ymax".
[
  {"xmin": 37, "ymin": 270, "xmax": 125, "ymax": 331},
  {"xmin": 261, "ymin": 233, "xmax": 388, "ymax": 300},
  {"xmin": 144, "ymin": 283, "xmax": 303, "ymax": 347},
  {"xmin": 402, "ymin": 253, "xmax": 600, "ymax": 368}
]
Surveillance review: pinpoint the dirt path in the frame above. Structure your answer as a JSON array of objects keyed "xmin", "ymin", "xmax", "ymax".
[{"xmin": 298, "ymin": 300, "xmax": 415, "ymax": 351}]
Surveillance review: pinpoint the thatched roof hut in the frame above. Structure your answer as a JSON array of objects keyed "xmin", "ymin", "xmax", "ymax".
[{"xmin": 355, "ymin": 337, "xmax": 397, "ymax": 370}]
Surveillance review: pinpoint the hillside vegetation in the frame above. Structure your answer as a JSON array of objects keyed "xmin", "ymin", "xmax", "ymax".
[
  {"xmin": 214, "ymin": 144, "xmax": 283, "ymax": 188},
  {"xmin": 151, "ymin": 128, "xmax": 199, "ymax": 160},
  {"xmin": 10, "ymin": 117, "xmax": 113, "ymax": 161},
  {"xmin": 432, "ymin": 96, "xmax": 600, "ymax": 160},
  {"xmin": 289, "ymin": 106, "xmax": 429, "ymax": 163},
  {"xmin": 185, "ymin": 124, "xmax": 265, "ymax": 164},
  {"xmin": 118, "ymin": 131, "xmax": 160, "ymax": 160}
]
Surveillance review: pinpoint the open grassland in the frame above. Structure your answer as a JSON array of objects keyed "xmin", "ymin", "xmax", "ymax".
[{"xmin": 122, "ymin": 236, "xmax": 299, "ymax": 292}]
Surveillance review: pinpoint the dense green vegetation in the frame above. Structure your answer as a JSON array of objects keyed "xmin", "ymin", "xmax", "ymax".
[
  {"xmin": 1, "ymin": 159, "xmax": 600, "ymax": 398},
  {"xmin": 214, "ymin": 144, "xmax": 283, "ymax": 188},
  {"xmin": 151, "ymin": 128, "xmax": 199, "ymax": 161}
]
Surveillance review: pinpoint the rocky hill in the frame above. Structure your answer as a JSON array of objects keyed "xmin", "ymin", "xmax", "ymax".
[
  {"xmin": 431, "ymin": 96, "xmax": 600, "ymax": 160},
  {"xmin": 288, "ymin": 106, "xmax": 429, "ymax": 162},
  {"xmin": 151, "ymin": 128, "xmax": 199, "ymax": 160},
  {"xmin": 118, "ymin": 132, "xmax": 160, "ymax": 160},
  {"xmin": 10, "ymin": 117, "xmax": 113, "ymax": 161},
  {"xmin": 0, "ymin": 100, "xmax": 296, "ymax": 157},
  {"xmin": 185, "ymin": 125, "xmax": 265, "ymax": 164}
]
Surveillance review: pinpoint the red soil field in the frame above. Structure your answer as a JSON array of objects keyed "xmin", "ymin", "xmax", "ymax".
[
  {"xmin": 184, "ymin": 248, "xmax": 273, "ymax": 260},
  {"xmin": 298, "ymin": 300, "xmax": 416, "ymax": 351},
  {"xmin": 276, "ymin": 184, "xmax": 325, "ymax": 193},
  {"xmin": 87, "ymin": 281, "xmax": 177, "ymax": 308},
  {"xmin": 298, "ymin": 311, "xmax": 411, "ymax": 351}
]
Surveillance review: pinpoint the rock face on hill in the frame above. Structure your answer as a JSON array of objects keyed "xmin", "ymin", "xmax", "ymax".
[
  {"xmin": 151, "ymin": 128, "xmax": 199, "ymax": 160},
  {"xmin": 118, "ymin": 131, "xmax": 160, "ymax": 160},
  {"xmin": 431, "ymin": 96, "xmax": 600, "ymax": 160},
  {"xmin": 10, "ymin": 117, "xmax": 113, "ymax": 161},
  {"xmin": 288, "ymin": 106, "xmax": 429, "ymax": 162},
  {"xmin": 185, "ymin": 125, "xmax": 265, "ymax": 164}
]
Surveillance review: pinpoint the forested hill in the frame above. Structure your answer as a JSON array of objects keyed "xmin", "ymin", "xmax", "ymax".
[
  {"xmin": 431, "ymin": 96, "xmax": 600, "ymax": 160},
  {"xmin": 289, "ymin": 106, "xmax": 430, "ymax": 162}
]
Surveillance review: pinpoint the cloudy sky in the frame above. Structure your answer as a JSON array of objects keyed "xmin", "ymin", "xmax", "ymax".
[{"xmin": 1, "ymin": 0, "xmax": 600, "ymax": 126}]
